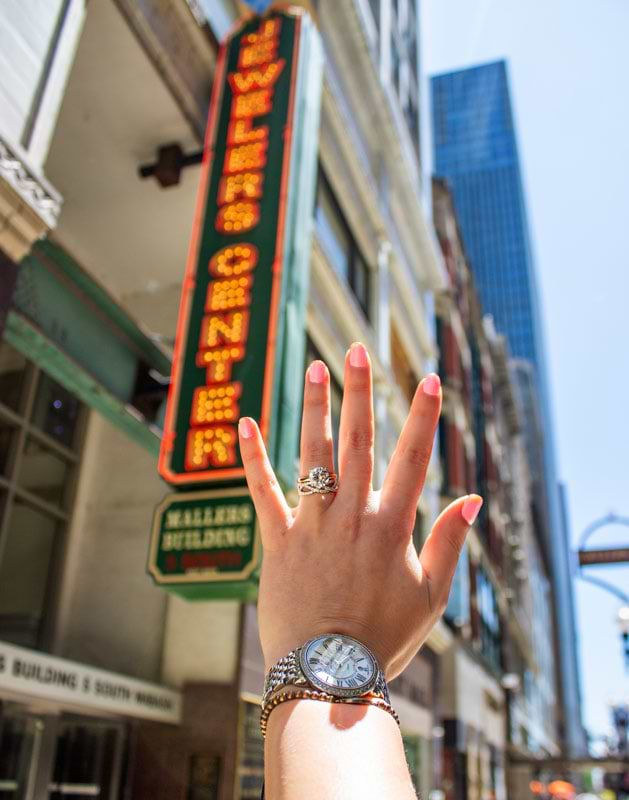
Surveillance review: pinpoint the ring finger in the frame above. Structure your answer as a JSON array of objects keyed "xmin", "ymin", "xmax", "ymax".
[{"xmin": 298, "ymin": 360, "xmax": 336, "ymax": 507}]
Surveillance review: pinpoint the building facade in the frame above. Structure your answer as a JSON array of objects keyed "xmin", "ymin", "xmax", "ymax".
[
  {"xmin": 0, "ymin": 1, "xmax": 452, "ymax": 798},
  {"xmin": 432, "ymin": 180, "xmax": 560, "ymax": 800},
  {"xmin": 431, "ymin": 61, "xmax": 587, "ymax": 757}
]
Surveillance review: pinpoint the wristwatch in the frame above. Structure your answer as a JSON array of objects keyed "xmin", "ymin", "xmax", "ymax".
[
  {"xmin": 259, "ymin": 634, "xmax": 398, "ymax": 798},
  {"xmin": 262, "ymin": 633, "xmax": 394, "ymax": 715}
]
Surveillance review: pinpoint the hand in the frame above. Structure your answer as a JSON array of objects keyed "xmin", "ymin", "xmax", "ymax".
[{"xmin": 238, "ymin": 341, "xmax": 482, "ymax": 679}]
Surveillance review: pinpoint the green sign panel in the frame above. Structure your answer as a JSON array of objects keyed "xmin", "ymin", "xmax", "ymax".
[
  {"xmin": 148, "ymin": 488, "xmax": 261, "ymax": 601},
  {"xmin": 159, "ymin": 9, "xmax": 322, "ymax": 490}
]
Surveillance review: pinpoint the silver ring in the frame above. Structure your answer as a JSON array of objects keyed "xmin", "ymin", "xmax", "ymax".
[{"xmin": 297, "ymin": 466, "xmax": 339, "ymax": 495}]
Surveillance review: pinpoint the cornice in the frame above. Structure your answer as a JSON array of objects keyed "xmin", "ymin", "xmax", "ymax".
[
  {"xmin": 0, "ymin": 135, "xmax": 62, "ymax": 261},
  {"xmin": 0, "ymin": 135, "xmax": 62, "ymax": 230}
]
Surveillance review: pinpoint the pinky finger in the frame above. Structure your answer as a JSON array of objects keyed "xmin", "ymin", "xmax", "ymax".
[
  {"xmin": 418, "ymin": 494, "xmax": 483, "ymax": 609},
  {"xmin": 238, "ymin": 417, "xmax": 292, "ymax": 550}
]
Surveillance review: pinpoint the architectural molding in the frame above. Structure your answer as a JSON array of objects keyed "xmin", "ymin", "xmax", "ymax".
[
  {"xmin": 114, "ymin": 0, "xmax": 217, "ymax": 141},
  {"xmin": 0, "ymin": 135, "xmax": 62, "ymax": 260}
]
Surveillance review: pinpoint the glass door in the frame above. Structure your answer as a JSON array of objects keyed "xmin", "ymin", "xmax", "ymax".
[
  {"xmin": 0, "ymin": 709, "xmax": 41, "ymax": 800},
  {"xmin": 48, "ymin": 720, "xmax": 126, "ymax": 800}
]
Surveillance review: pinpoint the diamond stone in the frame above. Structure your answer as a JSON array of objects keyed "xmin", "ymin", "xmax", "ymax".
[{"xmin": 309, "ymin": 467, "xmax": 330, "ymax": 490}]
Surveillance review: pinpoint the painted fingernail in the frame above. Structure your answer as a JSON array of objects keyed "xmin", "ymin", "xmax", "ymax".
[
  {"xmin": 238, "ymin": 417, "xmax": 255, "ymax": 439},
  {"xmin": 422, "ymin": 373, "xmax": 441, "ymax": 396},
  {"xmin": 309, "ymin": 360, "xmax": 326, "ymax": 384},
  {"xmin": 461, "ymin": 495, "xmax": 483, "ymax": 526},
  {"xmin": 349, "ymin": 342, "xmax": 369, "ymax": 368}
]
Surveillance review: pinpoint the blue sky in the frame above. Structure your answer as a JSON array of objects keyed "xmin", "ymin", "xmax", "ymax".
[{"xmin": 421, "ymin": 0, "xmax": 629, "ymax": 743}]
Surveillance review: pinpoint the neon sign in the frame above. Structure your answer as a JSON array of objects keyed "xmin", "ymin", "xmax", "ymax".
[{"xmin": 159, "ymin": 12, "xmax": 301, "ymax": 486}]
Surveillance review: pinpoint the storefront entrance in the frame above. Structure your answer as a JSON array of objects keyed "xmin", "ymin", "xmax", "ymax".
[{"xmin": 0, "ymin": 705, "xmax": 126, "ymax": 800}]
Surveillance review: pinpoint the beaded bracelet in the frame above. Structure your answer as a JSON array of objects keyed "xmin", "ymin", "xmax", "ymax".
[{"xmin": 259, "ymin": 686, "xmax": 400, "ymax": 738}]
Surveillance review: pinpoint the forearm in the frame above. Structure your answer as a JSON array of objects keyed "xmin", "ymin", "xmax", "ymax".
[{"xmin": 264, "ymin": 699, "xmax": 417, "ymax": 800}]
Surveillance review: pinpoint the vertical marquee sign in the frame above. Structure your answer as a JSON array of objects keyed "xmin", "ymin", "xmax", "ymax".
[
  {"xmin": 149, "ymin": 8, "xmax": 323, "ymax": 600},
  {"xmin": 159, "ymin": 8, "xmax": 319, "ymax": 486}
]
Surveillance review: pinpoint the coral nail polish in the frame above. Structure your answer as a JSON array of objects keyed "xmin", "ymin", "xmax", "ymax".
[
  {"xmin": 349, "ymin": 342, "xmax": 368, "ymax": 368},
  {"xmin": 238, "ymin": 417, "xmax": 255, "ymax": 439},
  {"xmin": 422, "ymin": 373, "xmax": 441, "ymax": 397},
  {"xmin": 309, "ymin": 361, "xmax": 326, "ymax": 383},
  {"xmin": 461, "ymin": 495, "xmax": 483, "ymax": 526}
]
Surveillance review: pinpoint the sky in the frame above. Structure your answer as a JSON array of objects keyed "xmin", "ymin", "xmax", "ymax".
[{"xmin": 421, "ymin": 0, "xmax": 629, "ymax": 744}]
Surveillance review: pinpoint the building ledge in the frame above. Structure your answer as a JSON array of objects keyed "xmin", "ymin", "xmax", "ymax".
[{"xmin": 0, "ymin": 134, "xmax": 62, "ymax": 261}]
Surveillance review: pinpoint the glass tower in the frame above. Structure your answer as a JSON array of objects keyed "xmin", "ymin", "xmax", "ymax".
[
  {"xmin": 431, "ymin": 60, "xmax": 587, "ymax": 756},
  {"xmin": 431, "ymin": 60, "xmax": 539, "ymax": 363}
]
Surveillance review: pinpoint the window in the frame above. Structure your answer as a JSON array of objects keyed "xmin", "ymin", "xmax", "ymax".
[
  {"xmin": 0, "ymin": 342, "xmax": 83, "ymax": 649},
  {"xmin": 390, "ymin": 323, "xmax": 416, "ymax": 406},
  {"xmin": 368, "ymin": 0, "xmax": 380, "ymax": 30},
  {"xmin": 476, "ymin": 565, "xmax": 502, "ymax": 672},
  {"xmin": 315, "ymin": 169, "xmax": 372, "ymax": 320},
  {"xmin": 389, "ymin": 0, "xmax": 421, "ymax": 159}
]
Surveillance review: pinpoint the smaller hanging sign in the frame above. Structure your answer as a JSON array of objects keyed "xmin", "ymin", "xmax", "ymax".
[{"xmin": 147, "ymin": 487, "xmax": 261, "ymax": 601}]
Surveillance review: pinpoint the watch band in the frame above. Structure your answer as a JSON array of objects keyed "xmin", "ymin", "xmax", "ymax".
[
  {"xmin": 261, "ymin": 643, "xmax": 391, "ymax": 707},
  {"xmin": 260, "ymin": 685, "xmax": 400, "ymax": 738}
]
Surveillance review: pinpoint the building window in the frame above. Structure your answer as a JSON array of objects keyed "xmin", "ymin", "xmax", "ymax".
[
  {"xmin": 0, "ymin": 342, "xmax": 83, "ymax": 649},
  {"xmin": 411, "ymin": 510, "xmax": 426, "ymax": 554},
  {"xmin": 315, "ymin": 169, "xmax": 372, "ymax": 320},
  {"xmin": 389, "ymin": 0, "xmax": 421, "ymax": 159},
  {"xmin": 476, "ymin": 564, "xmax": 502, "ymax": 673},
  {"xmin": 368, "ymin": 0, "xmax": 380, "ymax": 30},
  {"xmin": 390, "ymin": 323, "xmax": 416, "ymax": 406}
]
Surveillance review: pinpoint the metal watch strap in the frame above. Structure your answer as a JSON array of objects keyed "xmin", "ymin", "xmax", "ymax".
[
  {"xmin": 261, "ymin": 644, "xmax": 390, "ymax": 706},
  {"xmin": 262, "ymin": 647, "xmax": 304, "ymax": 705}
]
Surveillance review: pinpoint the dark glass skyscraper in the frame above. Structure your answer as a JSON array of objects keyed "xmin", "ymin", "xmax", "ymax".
[
  {"xmin": 431, "ymin": 61, "xmax": 539, "ymax": 363},
  {"xmin": 430, "ymin": 60, "xmax": 587, "ymax": 756}
]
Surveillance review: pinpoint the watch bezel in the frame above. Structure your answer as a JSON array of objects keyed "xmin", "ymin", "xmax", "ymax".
[{"xmin": 299, "ymin": 634, "xmax": 379, "ymax": 698}]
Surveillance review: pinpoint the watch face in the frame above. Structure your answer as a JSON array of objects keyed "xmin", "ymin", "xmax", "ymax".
[{"xmin": 300, "ymin": 634, "xmax": 378, "ymax": 697}]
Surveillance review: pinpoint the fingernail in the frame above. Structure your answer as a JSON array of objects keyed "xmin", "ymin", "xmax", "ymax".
[
  {"xmin": 309, "ymin": 360, "xmax": 326, "ymax": 384},
  {"xmin": 238, "ymin": 417, "xmax": 255, "ymax": 439},
  {"xmin": 461, "ymin": 495, "xmax": 483, "ymax": 526},
  {"xmin": 422, "ymin": 373, "xmax": 441, "ymax": 397},
  {"xmin": 349, "ymin": 342, "xmax": 369, "ymax": 368}
]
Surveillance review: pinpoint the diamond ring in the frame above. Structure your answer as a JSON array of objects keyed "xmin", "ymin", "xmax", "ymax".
[{"xmin": 297, "ymin": 466, "xmax": 339, "ymax": 495}]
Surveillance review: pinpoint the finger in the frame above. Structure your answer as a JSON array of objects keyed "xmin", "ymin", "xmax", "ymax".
[
  {"xmin": 418, "ymin": 495, "xmax": 483, "ymax": 610},
  {"xmin": 380, "ymin": 373, "xmax": 441, "ymax": 520},
  {"xmin": 299, "ymin": 360, "xmax": 336, "ymax": 508},
  {"xmin": 337, "ymin": 342, "xmax": 374, "ymax": 506},
  {"xmin": 238, "ymin": 416, "xmax": 292, "ymax": 550}
]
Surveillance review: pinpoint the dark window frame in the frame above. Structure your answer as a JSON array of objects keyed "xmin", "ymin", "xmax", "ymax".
[
  {"xmin": 315, "ymin": 167, "xmax": 372, "ymax": 321},
  {"xmin": 0, "ymin": 342, "xmax": 85, "ymax": 651}
]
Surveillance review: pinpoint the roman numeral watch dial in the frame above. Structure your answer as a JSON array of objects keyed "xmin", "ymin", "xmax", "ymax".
[{"xmin": 299, "ymin": 634, "xmax": 378, "ymax": 697}]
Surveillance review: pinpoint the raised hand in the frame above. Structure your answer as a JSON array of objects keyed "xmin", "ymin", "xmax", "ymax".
[{"xmin": 238, "ymin": 341, "xmax": 482, "ymax": 679}]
